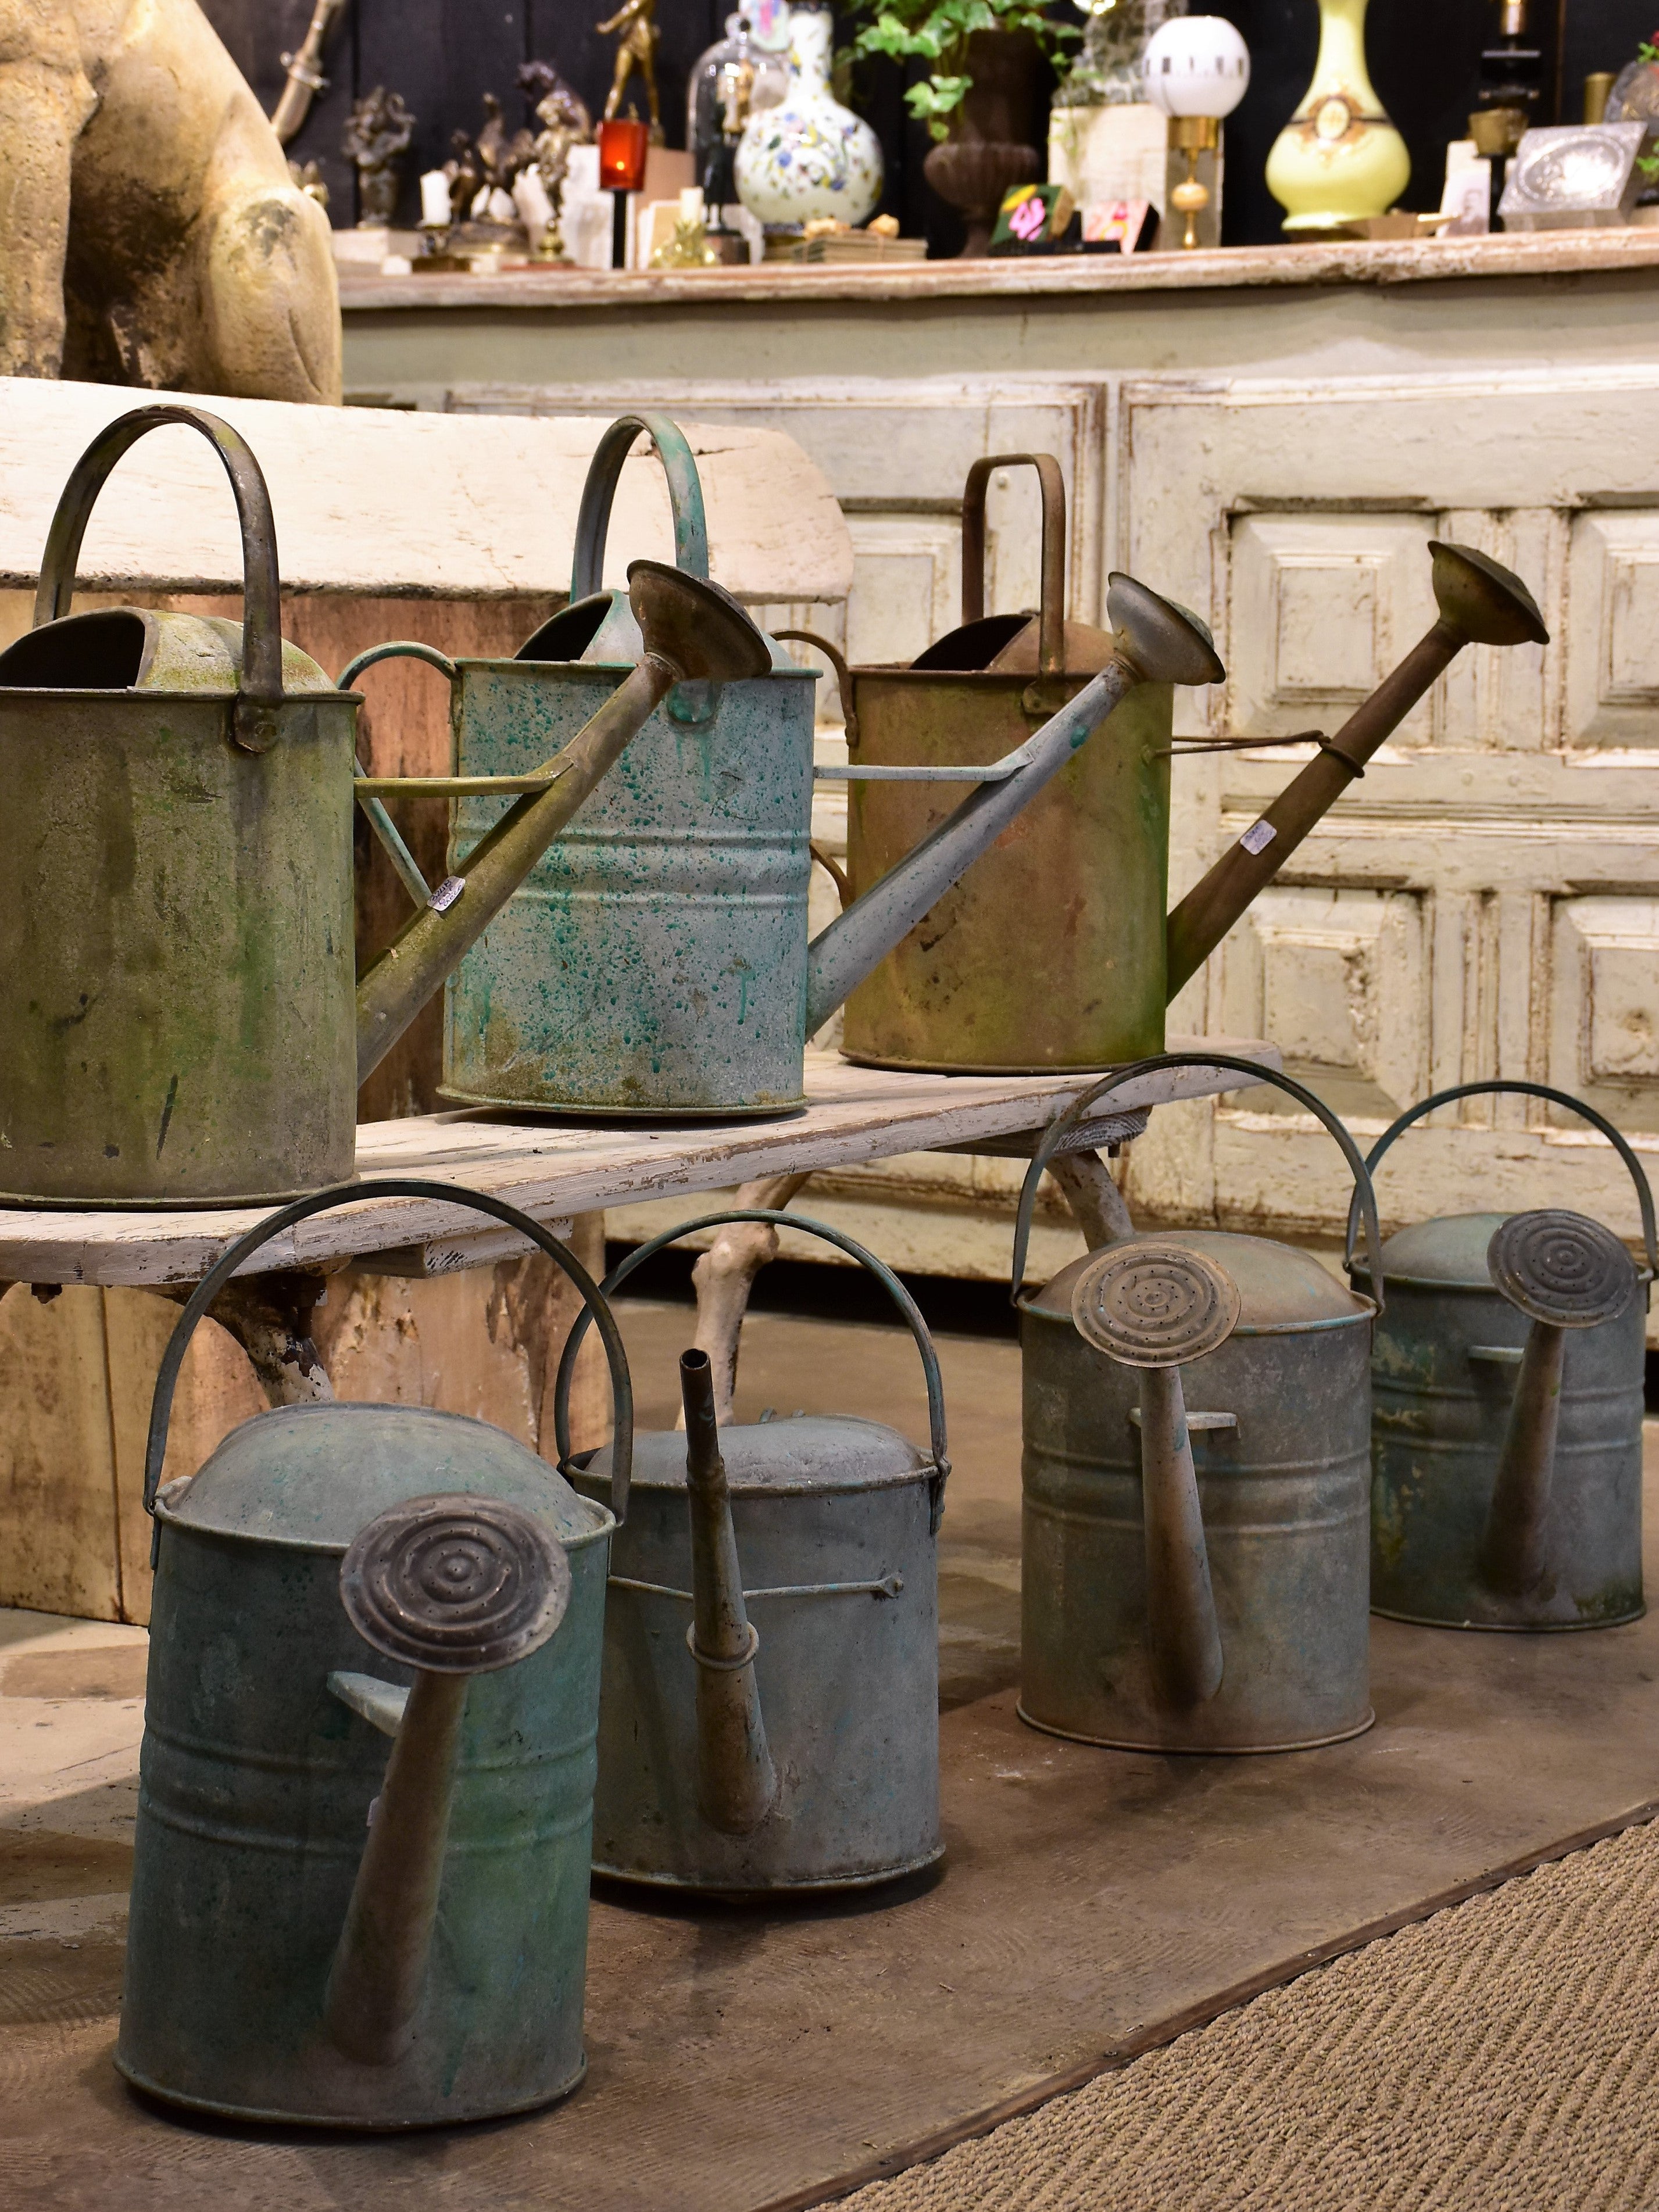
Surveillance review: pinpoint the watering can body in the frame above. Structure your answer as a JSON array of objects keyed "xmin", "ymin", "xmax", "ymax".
[
  {"xmin": 1021, "ymin": 1230, "xmax": 1374, "ymax": 1751},
  {"xmin": 557, "ymin": 1209, "xmax": 949, "ymax": 1893},
  {"xmin": 1364, "ymin": 1215, "xmax": 1646, "ymax": 1630},
  {"xmin": 575, "ymin": 1416, "xmax": 942, "ymax": 1889},
  {"xmin": 118, "ymin": 1402, "xmax": 613, "ymax": 2127},
  {"xmin": 1353, "ymin": 1081, "xmax": 1654, "ymax": 1631},
  {"xmin": 0, "ymin": 622, "xmax": 360, "ymax": 1205},
  {"xmin": 1011, "ymin": 1055, "xmax": 1383, "ymax": 1754},
  {"xmin": 839, "ymin": 454, "xmax": 1174, "ymax": 1073},
  {"xmin": 443, "ymin": 632, "xmax": 821, "ymax": 1115}
]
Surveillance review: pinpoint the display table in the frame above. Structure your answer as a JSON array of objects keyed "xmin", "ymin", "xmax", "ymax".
[{"xmin": 0, "ymin": 1041, "xmax": 1275, "ymax": 1290}]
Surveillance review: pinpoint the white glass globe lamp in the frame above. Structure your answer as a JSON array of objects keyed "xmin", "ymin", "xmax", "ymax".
[{"xmin": 1142, "ymin": 17, "xmax": 1250, "ymax": 248}]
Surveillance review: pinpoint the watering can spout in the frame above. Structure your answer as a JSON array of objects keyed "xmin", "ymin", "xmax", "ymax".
[
  {"xmin": 680, "ymin": 1350, "xmax": 779, "ymax": 1836},
  {"xmin": 1479, "ymin": 1212, "xmax": 1637, "ymax": 1600},
  {"xmin": 323, "ymin": 1495, "xmax": 571, "ymax": 2066},
  {"xmin": 354, "ymin": 563, "xmax": 771, "ymax": 1087},
  {"xmin": 802, "ymin": 574, "xmax": 1224, "ymax": 1036},
  {"xmin": 1071, "ymin": 1243, "xmax": 1242, "ymax": 1712},
  {"xmin": 1164, "ymin": 542, "xmax": 1548, "ymax": 998}
]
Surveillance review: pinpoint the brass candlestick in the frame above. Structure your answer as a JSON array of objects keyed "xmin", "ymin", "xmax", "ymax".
[{"xmin": 1168, "ymin": 113, "xmax": 1219, "ymax": 249}]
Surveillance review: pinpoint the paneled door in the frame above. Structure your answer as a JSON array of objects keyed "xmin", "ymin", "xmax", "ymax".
[{"xmin": 1123, "ymin": 367, "xmax": 1659, "ymax": 1287}]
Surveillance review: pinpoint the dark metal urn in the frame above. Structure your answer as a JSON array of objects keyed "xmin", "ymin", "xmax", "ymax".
[{"xmin": 923, "ymin": 30, "xmax": 1042, "ymax": 257}]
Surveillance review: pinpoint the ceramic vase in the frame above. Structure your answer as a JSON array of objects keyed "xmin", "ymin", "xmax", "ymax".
[
  {"xmin": 1265, "ymin": 0, "xmax": 1409, "ymax": 232},
  {"xmin": 924, "ymin": 28, "xmax": 1043, "ymax": 257},
  {"xmin": 735, "ymin": 7, "xmax": 883, "ymax": 228}
]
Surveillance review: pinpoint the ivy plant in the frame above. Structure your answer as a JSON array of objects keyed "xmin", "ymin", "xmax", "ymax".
[{"xmin": 843, "ymin": 2, "xmax": 1078, "ymax": 141}]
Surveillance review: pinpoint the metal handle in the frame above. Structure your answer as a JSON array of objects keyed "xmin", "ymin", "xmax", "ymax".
[
  {"xmin": 1342, "ymin": 1082, "xmax": 1658, "ymax": 1279},
  {"xmin": 552, "ymin": 1209, "xmax": 949, "ymax": 1504},
  {"xmin": 961, "ymin": 453, "xmax": 1066, "ymax": 683},
  {"xmin": 143, "ymin": 1179, "xmax": 634, "ymax": 1529},
  {"xmin": 35, "ymin": 403, "xmax": 285, "ymax": 754},
  {"xmin": 1011, "ymin": 1054, "xmax": 1386, "ymax": 1315},
  {"xmin": 773, "ymin": 627, "xmax": 857, "ymax": 746},
  {"xmin": 569, "ymin": 414, "xmax": 709, "ymax": 599}
]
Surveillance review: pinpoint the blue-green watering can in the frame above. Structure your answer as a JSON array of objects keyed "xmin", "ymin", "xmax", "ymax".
[{"xmin": 116, "ymin": 1183, "xmax": 632, "ymax": 2129}]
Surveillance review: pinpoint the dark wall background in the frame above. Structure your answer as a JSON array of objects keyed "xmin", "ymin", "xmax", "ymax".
[{"xmin": 198, "ymin": 1, "xmax": 1659, "ymax": 250}]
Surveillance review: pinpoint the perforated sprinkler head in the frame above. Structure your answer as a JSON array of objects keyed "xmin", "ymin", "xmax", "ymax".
[
  {"xmin": 339, "ymin": 1493, "xmax": 571, "ymax": 1674},
  {"xmin": 1070, "ymin": 1242, "xmax": 1241, "ymax": 1368},
  {"xmin": 1487, "ymin": 1209, "xmax": 1636, "ymax": 1331}
]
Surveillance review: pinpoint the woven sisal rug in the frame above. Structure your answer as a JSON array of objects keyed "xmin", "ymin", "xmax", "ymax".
[{"xmin": 843, "ymin": 1816, "xmax": 1659, "ymax": 2211}]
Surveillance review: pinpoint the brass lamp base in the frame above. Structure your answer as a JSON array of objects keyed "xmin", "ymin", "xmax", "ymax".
[{"xmin": 1167, "ymin": 114, "xmax": 1220, "ymax": 250}]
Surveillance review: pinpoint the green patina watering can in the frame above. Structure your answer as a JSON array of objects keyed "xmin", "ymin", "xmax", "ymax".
[
  {"xmin": 0, "ymin": 404, "xmax": 768, "ymax": 1207},
  {"xmin": 373, "ymin": 414, "xmax": 1224, "ymax": 1117},
  {"xmin": 553, "ymin": 1212, "xmax": 949, "ymax": 1894},
  {"xmin": 117, "ymin": 1183, "xmax": 632, "ymax": 2128},
  {"xmin": 1012, "ymin": 1055, "xmax": 1385, "ymax": 1753},
  {"xmin": 1349, "ymin": 1080, "xmax": 1656, "ymax": 1632},
  {"xmin": 828, "ymin": 476, "xmax": 1549, "ymax": 1072}
]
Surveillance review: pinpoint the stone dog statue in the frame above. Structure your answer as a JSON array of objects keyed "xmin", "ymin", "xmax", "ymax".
[{"xmin": 1, "ymin": 0, "xmax": 341, "ymax": 403}]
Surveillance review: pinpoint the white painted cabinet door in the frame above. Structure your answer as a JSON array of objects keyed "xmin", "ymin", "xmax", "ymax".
[{"xmin": 1123, "ymin": 368, "xmax": 1659, "ymax": 1268}]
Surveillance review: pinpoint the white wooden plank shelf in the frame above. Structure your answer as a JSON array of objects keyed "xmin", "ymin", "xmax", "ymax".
[{"xmin": 0, "ymin": 1041, "xmax": 1277, "ymax": 1289}]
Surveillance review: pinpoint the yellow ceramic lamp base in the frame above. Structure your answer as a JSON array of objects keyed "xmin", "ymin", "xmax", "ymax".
[{"xmin": 1267, "ymin": 0, "xmax": 1410, "ymax": 230}]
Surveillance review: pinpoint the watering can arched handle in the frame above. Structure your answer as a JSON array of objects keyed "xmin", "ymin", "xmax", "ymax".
[
  {"xmin": 1340, "ymin": 1081, "xmax": 1658, "ymax": 1281},
  {"xmin": 961, "ymin": 453, "xmax": 1066, "ymax": 684},
  {"xmin": 551, "ymin": 1209, "xmax": 949, "ymax": 1498},
  {"xmin": 1010, "ymin": 1053, "xmax": 1386, "ymax": 1315},
  {"xmin": 34, "ymin": 403, "xmax": 284, "ymax": 754},
  {"xmin": 142, "ymin": 1178, "xmax": 634, "ymax": 1529},
  {"xmin": 569, "ymin": 414, "xmax": 709, "ymax": 600}
]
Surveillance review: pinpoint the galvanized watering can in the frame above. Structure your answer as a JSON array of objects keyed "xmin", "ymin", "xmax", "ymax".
[
  {"xmin": 117, "ymin": 1182, "xmax": 633, "ymax": 2128},
  {"xmin": 428, "ymin": 416, "xmax": 1224, "ymax": 1115},
  {"xmin": 830, "ymin": 480, "xmax": 1548, "ymax": 1072},
  {"xmin": 553, "ymin": 1212, "xmax": 950, "ymax": 1892},
  {"xmin": 1349, "ymin": 1081, "xmax": 1656, "ymax": 1631},
  {"xmin": 0, "ymin": 403, "xmax": 768, "ymax": 1207},
  {"xmin": 1011, "ymin": 1055, "xmax": 1385, "ymax": 1752}
]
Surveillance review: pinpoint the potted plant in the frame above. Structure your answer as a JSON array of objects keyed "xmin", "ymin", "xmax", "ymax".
[{"xmin": 845, "ymin": 1, "xmax": 1079, "ymax": 255}]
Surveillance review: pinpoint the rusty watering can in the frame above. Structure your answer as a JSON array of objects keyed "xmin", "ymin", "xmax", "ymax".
[
  {"xmin": 1348, "ymin": 1082, "xmax": 1656, "ymax": 1631},
  {"xmin": 828, "ymin": 468, "xmax": 1548, "ymax": 1071},
  {"xmin": 427, "ymin": 416, "xmax": 1224, "ymax": 1116},
  {"xmin": 1011, "ymin": 1056, "xmax": 1385, "ymax": 1752},
  {"xmin": 553, "ymin": 1212, "xmax": 949, "ymax": 1892},
  {"xmin": 0, "ymin": 404, "xmax": 768, "ymax": 1207},
  {"xmin": 117, "ymin": 1182, "xmax": 632, "ymax": 2128}
]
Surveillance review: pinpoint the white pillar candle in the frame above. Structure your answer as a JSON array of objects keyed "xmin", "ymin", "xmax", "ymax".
[
  {"xmin": 513, "ymin": 166, "xmax": 555, "ymax": 240},
  {"xmin": 419, "ymin": 170, "xmax": 452, "ymax": 226}
]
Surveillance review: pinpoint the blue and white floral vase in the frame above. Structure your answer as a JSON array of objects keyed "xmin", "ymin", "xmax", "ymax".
[{"xmin": 735, "ymin": 6, "xmax": 884, "ymax": 227}]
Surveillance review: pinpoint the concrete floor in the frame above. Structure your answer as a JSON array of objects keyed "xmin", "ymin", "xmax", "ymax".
[{"xmin": 3, "ymin": 1302, "xmax": 1658, "ymax": 2211}]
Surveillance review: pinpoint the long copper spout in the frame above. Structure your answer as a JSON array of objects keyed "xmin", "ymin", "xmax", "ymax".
[
  {"xmin": 355, "ymin": 563, "xmax": 770, "ymax": 1085},
  {"xmin": 1164, "ymin": 542, "xmax": 1547, "ymax": 997}
]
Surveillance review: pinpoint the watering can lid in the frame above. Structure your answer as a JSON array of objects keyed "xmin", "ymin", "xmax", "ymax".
[
  {"xmin": 1353, "ymin": 1211, "xmax": 1517, "ymax": 1291},
  {"xmin": 159, "ymin": 1402, "xmax": 609, "ymax": 1552},
  {"xmin": 0, "ymin": 608, "xmax": 335, "ymax": 695},
  {"xmin": 583, "ymin": 1414, "xmax": 931, "ymax": 1495},
  {"xmin": 1032, "ymin": 1229, "xmax": 1370, "ymax": 1334}
]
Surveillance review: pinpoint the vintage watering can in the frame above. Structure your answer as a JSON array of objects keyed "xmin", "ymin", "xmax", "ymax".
[
  {"xmin": 1011, "ymin": 1055, "xmax": 1385, "ymax": 1752},
  {"xmin": 0, "ymin": 403, "xmax": 768, "ymax": 1207},
  {"xmin": 1347, "ymin": 1081, "xmax": 1655, "ymax": 1631},
  {"xmin": 116, "ymin": 1182, "xmax": 632, "ymax": 2127},
  {"xmin": 424, "ymin": 416, "xmax": 1224, "ymax": 1115},
  {"xmin": 827, "ymin": 479, "xmax": 1548, "ymax": 1071},
  {"xmin": 552, "ymin": 1212, "xmax": 950, "ymax": 1892}
]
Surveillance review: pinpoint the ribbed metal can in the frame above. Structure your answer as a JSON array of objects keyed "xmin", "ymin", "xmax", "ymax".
[
  {"xmin": 1021, "ymin": 1230, "xmax": 1375, "ymax": 1752},
  {"xmin": 117, "ymin": 1403, "xmax": 612, "ymax": 2128},
  {"xmin": 575, "ymin": 1419, "xmax": 942, "ymax": 1891},
  {"xmin": 442, "ymin": 661, "xmax": 820, "ymax": 1114},
  {"xmin": 1362, "ymin": 1214, "xmax": 1647, "ymax": 1630}
]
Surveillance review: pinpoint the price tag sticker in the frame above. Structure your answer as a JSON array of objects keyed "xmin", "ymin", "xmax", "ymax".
[{"xmin": 1239, "ymin": 819, "xmax": 1276, "ymax": 856}]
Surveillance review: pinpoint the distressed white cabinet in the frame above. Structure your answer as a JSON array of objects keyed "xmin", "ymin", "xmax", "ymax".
[{"xmin": 352, "ymin": 249, "xmax": 1659, "ymax": 1294}]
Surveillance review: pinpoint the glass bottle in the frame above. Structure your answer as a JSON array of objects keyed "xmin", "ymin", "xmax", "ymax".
[{"xmin": 688, "ymin": 12, "xmax": 788, "ymax": 209}]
